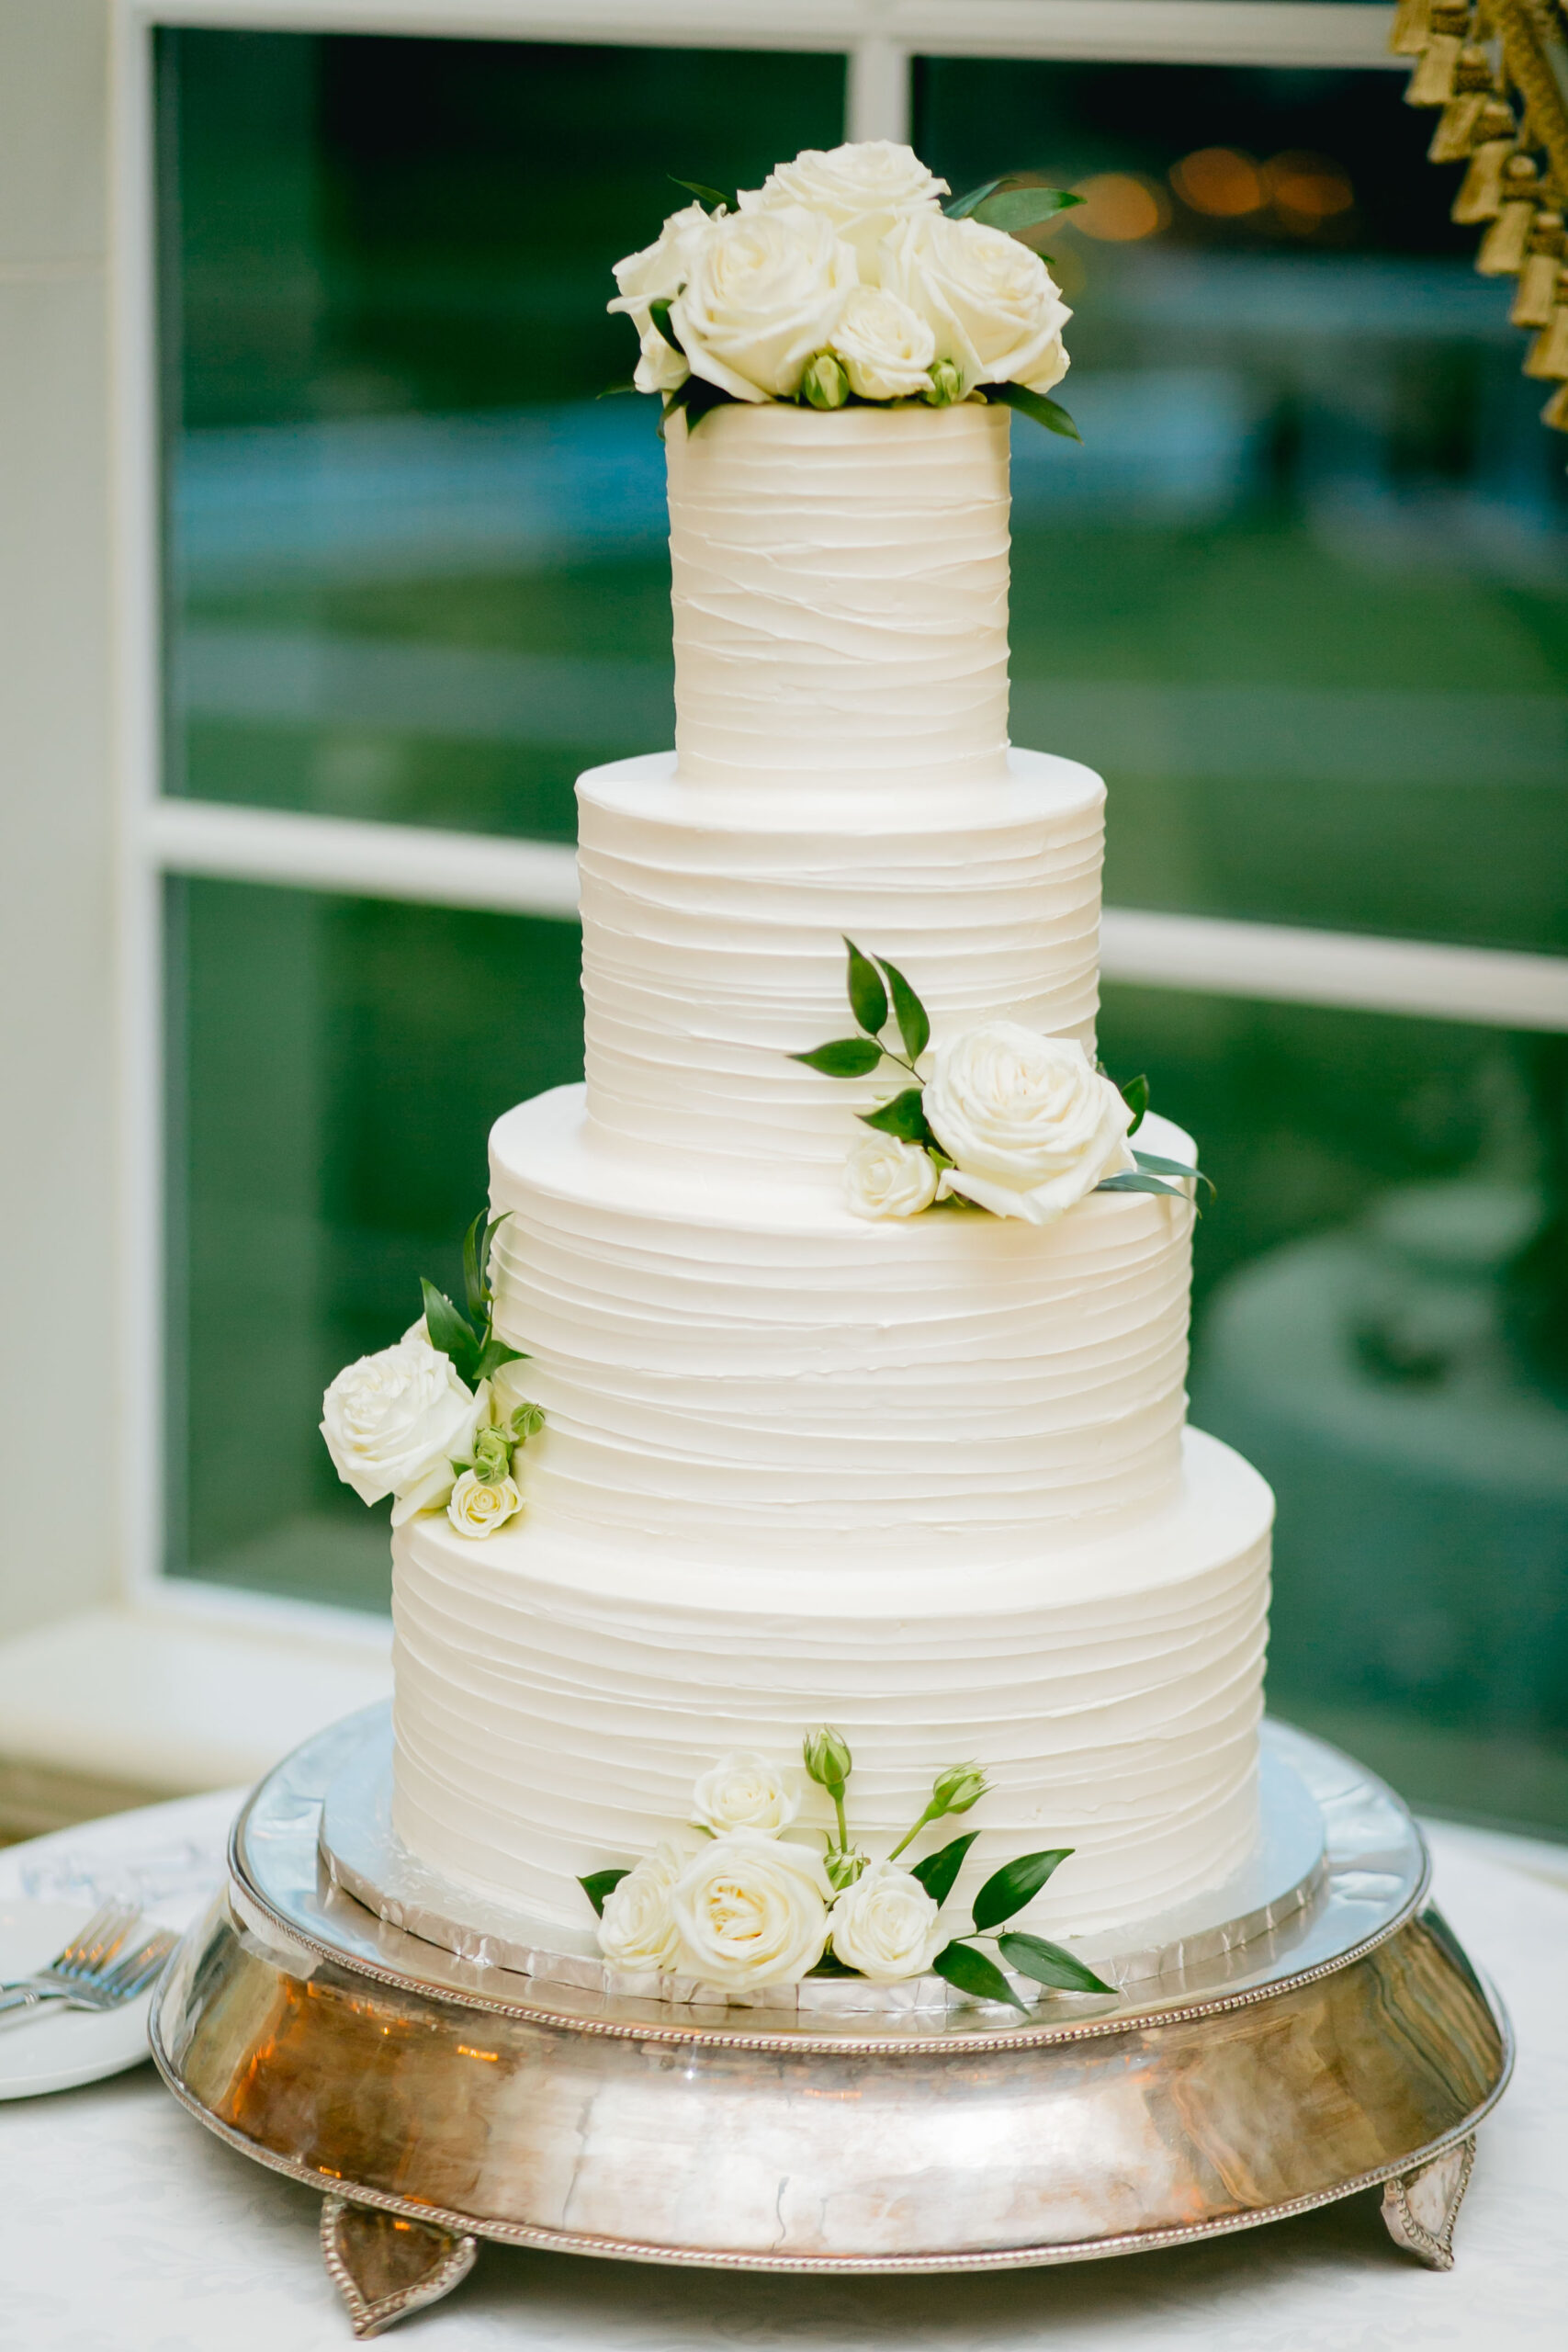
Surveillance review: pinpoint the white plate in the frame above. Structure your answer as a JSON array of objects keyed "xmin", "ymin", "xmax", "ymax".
[{"xmin": 0, "ymin": 1901, "xmax": 161, "ymax": 2100}]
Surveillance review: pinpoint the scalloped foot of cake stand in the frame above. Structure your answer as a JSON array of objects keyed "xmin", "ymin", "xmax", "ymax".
[
  {"xmin": 320, "ymin": 2195, "xmax": 478, "ymax": 2337},
  {"xmin": 1380, "ymin": 2136, "xmax": 1475, "ymax": 2270}
]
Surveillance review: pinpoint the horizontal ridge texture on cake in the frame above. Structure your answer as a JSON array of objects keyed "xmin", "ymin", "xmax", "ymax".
[
  {"xmin": 670, "ymin": 401, "xmax": 1010, "ymax": 792},
  {"xmin": 487, "ymin": 1087, "xmax": 1194, "ymax": 1555},
  {"xmin": 390, "ymin": 1429, "xmax": 1272, "ymax": 1940},
  {"xmin": 580, "ymin": 749, "xmax": 1102, "ymax": 1170}
]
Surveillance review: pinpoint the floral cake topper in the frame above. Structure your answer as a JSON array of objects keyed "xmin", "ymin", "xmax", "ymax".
[{"xmin": 608, "ymin": 139, "xmax": 1083, "ymax": 438}]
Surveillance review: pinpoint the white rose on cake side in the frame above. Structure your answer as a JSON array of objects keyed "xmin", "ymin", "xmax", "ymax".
[
  {"xmin": 446, "ymin": 1466, "xmax": 522, "ymax": 1538},
  {"xmin": 844, "ymin": 1131, "xmax": 940, "ymax": 1219},
  {"xmin": 606, "ymin": 199, "xmax": 714, "ymax": 392},
  {"xmin": 881, "ymin": 212, "xmax": 1071, "ymax": 397},
  {"xmin": 596, "ymin": 1840, "xmax": 694, "ymax": 1974},
  {"xmin": 671, "ymin": 207, "xmax": 857, "ymax": 402},
  {"xmin": 743, "ymin": 139, "xmax": 947, "ymax": 275},
  {"xmin": 829, "ymin": 285, "xmax": 937, "ymax": 401},
  {"xmin": 671, "ymin": 1830, "xmax": 833, "ymax": 1989},
  {"xmin": 926, "ymin": 1024, "xmax": 1134, "ymax": 1226},
  {"xmin": 321, "ymin": 1337, "xmax": 483, "ymax": 1524},
  {"xmin": 691, "ymin": 1752, "xmax": 801, "ymax": 1836},
  {"xmin": 828, "ymin": 1861, "xmax": 946, "ymax": 1982}
]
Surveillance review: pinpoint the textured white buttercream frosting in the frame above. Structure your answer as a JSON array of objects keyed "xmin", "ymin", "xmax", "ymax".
[
  {"xmin": 669, "ymin": 401, "xmax": 1011, "ymax": 791},
  {"xmin": 579, "ymin": 748, "xmax": 1102, "ymax": 1170},
  {"xmin": 390, "ymin": 1429, "xmax": 1271, "ymax": 1940},
  {"xmin": 488, "ymin": 1087, "xmax": 1193, "ymax": 1555}
]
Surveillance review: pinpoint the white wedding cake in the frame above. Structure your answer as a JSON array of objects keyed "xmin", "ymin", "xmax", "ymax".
[{"xmin": 385, "ymin": 393, "xmax": 1273, "ymax": 1954}]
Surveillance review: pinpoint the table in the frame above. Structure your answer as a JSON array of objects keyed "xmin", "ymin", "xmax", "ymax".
[{"xmin": 2, "ymin": 1788, "xmax": 1564, "ymax": 2350}]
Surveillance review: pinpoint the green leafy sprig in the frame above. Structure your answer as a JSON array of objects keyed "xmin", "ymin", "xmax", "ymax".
[
  {"xmin": 792, "ymin": 943, "xmax": 1211, "ymax": 1212},
  {"xmin": 420, "ymin": 1209, "xmax": 527, "ymax": 1393}
]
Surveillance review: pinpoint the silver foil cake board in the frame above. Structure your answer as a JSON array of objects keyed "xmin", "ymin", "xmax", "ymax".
[
  {"xmin": 150, "ymin": 1704, "xmax": 1512, "ymax": 2338},
  {"xmin": 317, "ymin": 1705, "xmax": 1329, "ymax": 2011}
]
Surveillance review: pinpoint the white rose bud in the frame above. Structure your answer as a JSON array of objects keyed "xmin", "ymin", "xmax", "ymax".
[
  {"xmin": 743, "ymin": 140, "xmax": 948, "ymax": 277},
  {"xmin": 606, "ymin": 199, "xmax": 713, "ymax": 393},
  {"xmin": 844, "ymin": 1133, "xmax": 940, "ymax": 1220},
  {"xmin": 671, "ymin": 1830, "xmax": 833, "ymax": 1989},
  {"xmin": 596, "ymin": 1840, "xmax": 693, "ymax": 1973},
  {"xmin": 880, "ymin": 211, "xmax": 1072, "ymax": 399},
  {"xmin": 446, "ymin": 1467, "xmax": 522, "ymax": 1539},
  {"xmin": 830, "ymin": 285, "xmax": 936, "ymax": 401},
  {"xmin": 829, "ymin": 1861, "xmax": 946, "ymax": 1983},
  {"xmin": 671, "ymin": 207, "xmax": 858, "ymax": 403},
  {"xmin": 691, "ymin": 1752, "xmax": 800, "ymax": 1837},
  {"xmin": 800, "ymin": 350, "xmax": 850, "ymax": 410},
  {"xmin": 321, "ymin": 1337, "xmax": 481, "ymax": 1521},
  {"xmin": 926, "ymin": 1024, "xmax": 1134, "ymax": 1227}
]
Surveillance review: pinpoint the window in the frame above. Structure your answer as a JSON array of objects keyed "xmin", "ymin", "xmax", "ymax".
[{"xmin": 141, "ymin": 15, "xmax": 1567, "ymax": 1838}]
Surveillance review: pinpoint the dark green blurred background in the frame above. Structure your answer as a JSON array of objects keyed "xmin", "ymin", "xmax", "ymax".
[{"xmin": 159, "ymin": 32, "xmax": 1568, "ymax": 1835}]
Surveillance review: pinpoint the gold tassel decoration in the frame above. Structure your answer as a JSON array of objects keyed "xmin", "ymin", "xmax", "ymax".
[
  {"xmin": 1512, "ymin": 213, "xmax": 1564, "ymax": 325},
  {"xmin": 1427, "ymin": 51, "xmax": 1501, "ymax": 160},
  {"xmin": 1391, "ymin": 0, "xmax": 1435, "ymax": 54},
  {"xmin": 1539, "ymin": 379, "xmax": 1568, "ymax": 431},
  {"xmin": 1406, "ymin": 33, "xmax": 1466, "ymax": 106},
  {"xmin": 1476, "ymin": 157, "xmax": 1541, "ymax": 270},
  {"xmin": 1524, "ymin": 272, "xmax": 1568, "ymax": 378},
  {"xmin": 1452, "ymin": 132, "xmax": 1517, "ymax": 220}
]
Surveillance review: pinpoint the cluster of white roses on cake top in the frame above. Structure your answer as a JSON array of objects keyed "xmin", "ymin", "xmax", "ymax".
[
  {"xmin": 609, "ymin": 140, "xmax": 1081, "ymax": 435},
  {"xmin": 794, "ymin": 940, "xmax": 1210, "ymax": 1227},
  {"xmin": 582, "ymin": 1729, "xmax": 1115, "ymax": 2006},
  {"xmin": 321, "ymin": 1210, "xmax": 546, "ymax": 1541}
]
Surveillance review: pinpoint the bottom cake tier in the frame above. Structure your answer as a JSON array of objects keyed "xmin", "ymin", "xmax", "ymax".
[{"xmin": 390, "ymin": 1428, "xmax": 1272, "ymax": 1944}]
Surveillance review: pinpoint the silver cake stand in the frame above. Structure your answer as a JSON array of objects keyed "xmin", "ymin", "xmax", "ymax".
[{"xmin": 150, "ymin": 1706, "xmax": 1511, "ymax": 2339}]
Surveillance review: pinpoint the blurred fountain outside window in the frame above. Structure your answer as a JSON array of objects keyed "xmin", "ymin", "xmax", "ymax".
[{"xmin": 156, "ymin": 33, "xmax": 1568, "ymax": 1836}]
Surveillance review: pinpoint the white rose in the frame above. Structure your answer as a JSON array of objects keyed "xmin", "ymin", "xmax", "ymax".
[
  {"xmin": 691, "ymin": 1752, "xmax": 800, "ymax": 1837},
  {"xmin": 829, "ymin": 285, "xmax": 936, "ymax": 401},
  {"xmin": 321, "ymin": 1337, "xmax": 480, "ymax": 1515},
  {"xmin": 596, "ymin": 1839, "xmax": 693, "ymax": 1973},
  {"xmin": 880, "ymin": 212, "xmax": 1071, "ymax": 397},
  {"xmin": 671, "ymin": 1830, "xmax": 832, "ymax": 1989},
  {"xmin": 925, "ymin": 1024, "xmax": 1134, "ymax": 1226},
  {"xmin": 606, "ymin": 200, "xmax": 714, "ymax": 393},
  {"xmin": 843, "ymin": 1132, "xmax": 940, "ymax": 1219},
  {"xmin": 446, "ymin": 1467, "xmax": 522, "ymax": 1539},
  {"xmin": 743, "ymin": 140, "xmax": 947, "ymax": 276},
  {"xmin": 671, "ymin": 207, "xmax": 858, "ymax": 403},
  {"xmin": 829, "ymin": 1861, "xmax": 946, "ymax": 1982}
]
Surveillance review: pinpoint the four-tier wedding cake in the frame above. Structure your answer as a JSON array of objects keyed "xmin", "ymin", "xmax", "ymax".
[{"xmin": 325, "ymin": 144, "xmax": 1275, "ymax": 1994}]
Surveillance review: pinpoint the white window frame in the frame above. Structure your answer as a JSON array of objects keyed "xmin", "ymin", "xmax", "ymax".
[{"xmin": 107, "ymin": 0, "xmax": 1568, "ymax": 1654}]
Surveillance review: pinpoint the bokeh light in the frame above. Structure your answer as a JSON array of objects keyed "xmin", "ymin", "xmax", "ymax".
[
  {"xmin": 1069, "ymin": 172, "xmax": 1170, "ymax": 242},
  {"xmin": 1265, "ymin": 151, "xmax": 1355, "ymax": 232},
  {"xmin": 1170, "ymin": 147, "xmax": 1265, "ymax": 218}
]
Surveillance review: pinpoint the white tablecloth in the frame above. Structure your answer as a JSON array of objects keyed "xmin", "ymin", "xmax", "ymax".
[{"xmin": 3, "ymin": 1789, "xmax": 1565, "ymax": 2350}]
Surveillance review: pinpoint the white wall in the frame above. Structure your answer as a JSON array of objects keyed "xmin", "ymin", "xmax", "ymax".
[{"xmin": 0, "ymin": 1, "xmax": 118, "ymax": 1639}]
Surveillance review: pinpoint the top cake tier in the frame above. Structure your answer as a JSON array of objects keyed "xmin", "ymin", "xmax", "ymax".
[{"xmin": 669, "ymin": 401, "xmax": 1010, "ymax": 794}]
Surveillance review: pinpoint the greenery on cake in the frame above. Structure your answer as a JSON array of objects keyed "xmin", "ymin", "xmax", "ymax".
[
  {"xmin": 580, "ymin": 1729, "xmax": 1116, "ymax": 2007},
  {"xmin": 607, "ymin": 140, "xmax": 1083, "ymax": 438},
  {"xmin": 793, "ymin": 940, "xmax": 1211, "ymax": 1224},
  {"xmin": 320, "ymin": 1208, "xmax": 546, "ymax": 1541}
]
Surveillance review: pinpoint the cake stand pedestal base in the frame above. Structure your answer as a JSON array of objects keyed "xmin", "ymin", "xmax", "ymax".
[{"xmin": 149, "ymin": 1709, "xmax": 1511, "ymax": 2336}]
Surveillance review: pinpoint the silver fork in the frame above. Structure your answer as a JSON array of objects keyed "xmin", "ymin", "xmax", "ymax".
[{"xmin": 0, "ymin": 1900, "xmax": 177, "ymax": 2025}]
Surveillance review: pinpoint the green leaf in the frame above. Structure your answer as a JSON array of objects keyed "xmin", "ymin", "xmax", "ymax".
[
  {"xmin": 944, "ymin": 175, "xmax": 1010, "ymax": 220},
  {"xmin": 791, "ymin": 1037, "xmax": 884, "ymax": 1079},
  {"xmin": 842, "ymin": 937, "xmax": 888, "ymax": 1039},
  {"xmin": 877, "ymin": 956, "xmax": 930, "ymax": 1062},
  {"xmin": 857, "ymin": 1088, "xmax": 935, "ymax": 1146},
  {"xmin": 474, "ymin": 1337, "xmax": 526, "ymax": 1384},
  {"xmin": 985, "ymin": 381, "xmax": 1081, "ymax": 442},
  {"xmin": 1119, "ymin": 1072, "xmax": 1149, "ymax": 1134},
  {"xmin": 579, "ymin": 1867, "xmax": 630, "ymax": 1918},
  {"xmin": 670, "ymin": 175, "xmax": 731, "ymax": 212},
  {"xmin": 461, "ymin": 1209, "xmax": 487, "ymax": 1321},
  {"xmin": 931, "ymin": 1939, "xmax": 1031, "ymax": 2014},
  {"xmin": 420, "ymin": 1279, "xmax": 479, "ymax": 1383},
  {"xmin": 909, "ymin": 1831, "xmax": 978, "ymax": 1908},
  {"xmin": 649, "ymin": 297, "xmax": 684, "ymax": 356},
  {"xmin": 1094, "ymin": 1170, "xmax": 1190, "ymax": 1202},
  {"xmin": 597, "ymin": 380, "xmax": 639, "ymax": 399},
  {"xmin": 660, "ymin": 372, "xmax": 736, "ymax": 438},
  {"xmin": 972, "ymin": 187, "xmax": 1084, "ymax": 234},
  {"xmin": 970, "ymin": 1848, "xmax": 1074, "ymax": 1933},
  {"xmin": 996, "ymin": 1932, "xmax": 1117, "ymax": 1998},
  {"xmin": 1133, "ymin": 1148, "xmax": 1215, "ymax": 1199}
]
